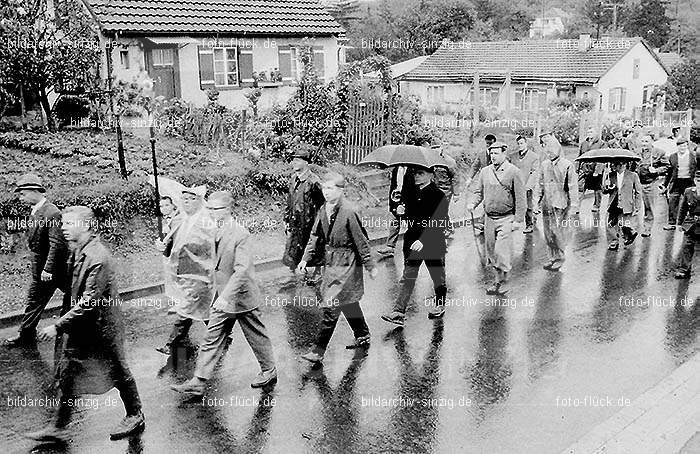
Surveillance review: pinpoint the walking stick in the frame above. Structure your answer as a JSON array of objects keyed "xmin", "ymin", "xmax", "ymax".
[{"xmin": 470, "ymin": 211, "xmax": 486, "ymax": 267}]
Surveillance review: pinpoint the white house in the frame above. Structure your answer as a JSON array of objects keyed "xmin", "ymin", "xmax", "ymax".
[
  {"xmin": 398, "ymin": 35, "xmax": 670, "ymax": 119},
  {"xmin": 78, "ymin": 0, "xmax": 345, "ymax": 110},
  {"xmin": 529, "ymin": 8, "xmax": 568, "ymax": 38}
]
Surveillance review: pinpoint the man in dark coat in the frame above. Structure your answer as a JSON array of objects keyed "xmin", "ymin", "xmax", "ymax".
[
  {"xmin": 674, "ymin": 171, "xmax": 700, "ymax": 278},
  {"xmin": 282, "ymin": 149, "xmax": 325, "ymax": 285},
  {"xmin": 298, "ymin": 174, "xmax": 378, "ymax": 364},
  {"xmin": 661, "ymin": 138, "xmax": 697, "ymax": 230},
  {"xmin": 24, "ymin": 206, "xmax": 144, "ymax": 443},
  {"xmin": 171, "ymin": 192, "xmax": 277, "ymax": 396},
  {"xmin": 382, "ymin": 167, "xmax": 450, "ymax": 326},
  {"xmin": 577, "ymin": 127, "xmax": 604, "ymax": 213},
  {"xmin": 4, "ymin": 173, "xmax": 69, "ymax": 347}
]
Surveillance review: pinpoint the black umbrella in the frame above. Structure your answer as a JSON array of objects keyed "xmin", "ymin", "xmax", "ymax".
[
  {"xmin": 575, "ymin": 148, "xmax": 641, "ymax": 162},
  {"xmin": 358, "ymin": 145, "xmax": 452, "ymax": 170}
]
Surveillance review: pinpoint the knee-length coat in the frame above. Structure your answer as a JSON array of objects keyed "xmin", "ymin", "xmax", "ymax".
[{"xmin": 282, "ymin": 171, "xmax": 325, "ymax": 268}]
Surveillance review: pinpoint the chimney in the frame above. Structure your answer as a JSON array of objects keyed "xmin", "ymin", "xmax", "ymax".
[{"xmin": 578, "ymin": 34, "xmax": 591, "ymax": 52}]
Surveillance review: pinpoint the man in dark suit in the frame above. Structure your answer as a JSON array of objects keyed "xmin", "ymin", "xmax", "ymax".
[
  {"xmin": 675, "ymin": 171, "xmax": 700, "ymax": 278},
  {"xmin": 172, "ymin": 191, "xmax": 277, "ymax": 396},
  {"xmin": 4, "ymin": 173, "xmax": 68, "ymax": 347},
  {"xmin": 382, "ymin": 167, "xmax": 450, "ymax": 326},
  {"xmin": 24, "ymin": 206, "xmax": 144, "ymax": 442},
  {"xmin": 661, "ymin": 137, "xmax": 697, "ymax": 230},
  {"xmin": 377, "ymin": 165, "xmax": 416, "ymax": 258},
  {"xmin": 603, "ymin": 160, "xmax": 642, "ymax": 250}
]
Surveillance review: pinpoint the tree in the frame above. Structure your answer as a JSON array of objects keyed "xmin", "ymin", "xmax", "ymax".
[
  {"xmin": 658, "ymin": 60, "xmax": 700, "ymax": 110},
  {"xmin": 322, "ymin": 0, "xmax": 362, "ymax": 27},
  {"xmin": 0, "ymin": 0, "xmax": 101, "ymax": 131},
  {"xmin": 622, "ymin": 0, "xmax": 671, "ymax": 47}
]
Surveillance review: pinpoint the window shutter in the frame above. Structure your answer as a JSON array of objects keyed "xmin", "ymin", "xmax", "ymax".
[
  {"xmin": 278, "ymin": 46, "xmax": 292, "ymax": 79},
  {"xmin": 620, "ymin": 88, "xmax": 626, "ymax": 111},
  {"xmin": 238, "ymin": 47, "xmax": 254, "ymax": 83},
  {"xmin": 313, "ymin": 49, "xmax": 325, "ymax": 79},
  {"xmin": 514, "ymin": 89, "xmax": 522, "ymax": 110},
  {"xmin": 608, "ymin": 89, "xmax": 614, "ymax": 112},
  {"xmin": 198, "ymin": 46, "xmax": 215, "ymax": 89}
]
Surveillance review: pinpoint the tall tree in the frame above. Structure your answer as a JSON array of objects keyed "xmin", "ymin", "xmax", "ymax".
[
  {"xmin": 622, "ymin": 0, "xmax": 671, "ymax": 47},
  {"xmin": 659, "ymin": 60, "xmax": 700, "ymax": 110}
]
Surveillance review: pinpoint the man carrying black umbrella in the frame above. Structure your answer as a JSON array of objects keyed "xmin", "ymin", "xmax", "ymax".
[
  {"xmin": 381, "ymin": 166, "xmax": 450, "ymax": 326},
  {"xmin": 604, "ymin": 159, "xmax": 641, "ymax": 250}
]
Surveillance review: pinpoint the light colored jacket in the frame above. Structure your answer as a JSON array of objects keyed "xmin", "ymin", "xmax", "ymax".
[
  {"xmin": 603, "ymin": 170, "xmax": 641, "ymax": 214},
  {"xmin": 535, "ymin": 156, "xmax": 579, "ymax": 211},
  {"xmin": 471, "ymin": 161, "xmax": 526, "ymax": 222},
  {"xmin": 212, "ymin": 220, "xmax": 261, "ymax": 314}
]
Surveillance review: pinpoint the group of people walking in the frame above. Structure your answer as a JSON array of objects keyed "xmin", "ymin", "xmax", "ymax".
[{"xmin": 3, "ymin": 124, "xmax": 698, "ymax": 444}]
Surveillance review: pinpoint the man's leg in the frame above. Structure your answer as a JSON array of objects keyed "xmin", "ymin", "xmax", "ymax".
[
  {"xmin": 484, "ymin": 215, "xmax": 497, "ymax": 270},
  {"xmin": 668, "ymin": 191, "xmax": 681, "ymax": 225},
  {"xmin": 193, "ymin": 309, "xmax": 236, "ymax": 381},
  {"xmin": 18, "ymin": 277, "xmax": 59, "ymax": 340},
  {"xmin": 379, "ymin": 214, "xmax": 400, "ymax": 254},
  {"xmin": 392, "ymin": 258, "xmax": 422, "ymax": 314},
  {"xmin": 237, "ymin": 309, "xmax": 276, "ymax": 373},
  {"xmin": 642, "ymin": 183, "xmax": 654, "ymax": 235},
  {"xmin": 676, "ymin": 232, "xmax": 697, "ymax": 276},
  {"xmin": 425, "ymin": 258, "xmax": 447, "ymax": 316},
  {"xmin": 493, "ymin": 216, "xmax": 514, "ymax": 277},
  {"xmin": 341, "ymin": 301, "xmax": 370, "ymax": 339},
  {"xmin": 607, "ymin": 209, "xmax": 621, "ymax": 248},
  {"xmin": 524, "ymin": 189, "xmax": 534, "ymax": 231}
]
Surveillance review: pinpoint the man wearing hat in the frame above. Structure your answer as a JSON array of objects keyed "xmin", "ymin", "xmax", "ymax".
[
  {"xmin": 464, "ymin": 134, "xmax": 498, "ymax": 235},
  {"xmin": 282, "ymin": 149, "xmax": 325, "ymax": 286},
  {"xmin": 171, "ymin": 191, "xmax": 277, "ymax": 396},
  {"xmin": 466, "ymin": 142, "xmax": 525, "ymax": 295},
  {"xmin": 675, "ymin": 170, "xmax": 700, "ymax": 278},
  {"xmin": 4, "ymin": 173, "xmax": 69, "ymax": 347},
  {"xmin": 661, "ymin": 137, "xmax": 697, "ymax": 230},
  {"xmin": 298, "ymin": 174, "xmax": 378, "ymax": 364}
]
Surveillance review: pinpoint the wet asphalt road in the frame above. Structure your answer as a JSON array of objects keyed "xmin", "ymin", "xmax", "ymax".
[{"xmin": 1, "ymin": 199, "xmax": 698, "ymax": 454}]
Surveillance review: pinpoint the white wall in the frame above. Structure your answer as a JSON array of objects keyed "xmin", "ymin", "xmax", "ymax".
[
  {"xmin": 105, "ymin": 36, "xmax": 339, "ymax": 111},
  {"xmin": 595, "ymin": 42, "xmax": 668, "ymax": 118}
]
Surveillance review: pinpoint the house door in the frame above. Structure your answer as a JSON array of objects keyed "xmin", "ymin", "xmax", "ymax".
[{"xmin": 146, "ymin": 47, "xmax": 179, "ymax": 99}]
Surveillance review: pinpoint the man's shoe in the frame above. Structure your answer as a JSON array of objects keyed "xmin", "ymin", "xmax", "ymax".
[
  {"xmin": 544, "ymin": 260, "xmax": 563, "ymax": 271},
  {"xmin": 608, "ymin": 243, "xmax": 619, "ymax": 251},
  {"xmin": 641, "ymin": 232, "xmax": 651, "ymax": 237},
  {"xmin": 3, "ymin": 334, "xmax": 36, "ymax": 348},
  {"xmin": 346, "ymin": 335, "xmax": 371, "ymax": 349},
  {"xmin": 381, "ymin": 312, "xmax": 405, "ymax": 327},
  {"xmin": 251, "ymin": 367, "xmax": 277, "ymax": 388},
  {"xmin": 523, "ymin": 225, "xmax": 533, "ymax": 234},
  {"xmin": 674, "ymin": 271, "xmax": 690, "ymax": 279},
  {"xmin": 301, "ymin": 351, "xmax": 323, "ymax": 364},
  {"xmin": 591, "ymin": 206, "xmax": 599, "ymax": 212},
  {"xmin": 427, "ymin": 306, "xmax": 445, "ymax": 319},
  {"xmin": 155, "ymin": 344, "xmax": 171, "ymax": 356},
  {"xmin": 170, "ymin": 378, "xmax": 205, "ymax": 396},
  {"xmin": 486, "ymin": 282, "xmax": 507, "ymax": 295},
  {"xmin": 23, "ymin": 426, "xmax": 68, "ymax": 443},
  {"xmin": 663, "ymin": 224, "xmax": 676, "ymax": 231},
  {"xmin": 623, "ymin": 232, "xmax": 638, "ymax": 246},
  {"xmin": 109, "ymin": 411, "xmax": 145, "ymax": 440}
]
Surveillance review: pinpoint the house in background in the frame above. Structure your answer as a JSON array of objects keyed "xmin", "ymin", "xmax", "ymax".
[
  {"xmin": 363, "ymin": 55, "xmax": 428, "ymax": 87},
  {"xmin": 398, "ymin": 35, "xmax": 669, "ymax": 119},
  {"xmin": 79, "ymin": 0, "xmax": 345, "ymax": 110},
  {"xmin": 529, "ymin": 8, "xmax": 569, "ymax": 39}
]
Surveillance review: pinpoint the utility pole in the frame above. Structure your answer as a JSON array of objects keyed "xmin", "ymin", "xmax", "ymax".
[{"xmin": 601, "ymin": 1, "xmax": 621, "ymax": 32}]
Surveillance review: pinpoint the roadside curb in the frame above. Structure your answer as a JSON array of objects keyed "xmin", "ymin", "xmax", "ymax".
[{"xmin": 0, "ymin": 217, "xmax": 469, "ymax": 329}]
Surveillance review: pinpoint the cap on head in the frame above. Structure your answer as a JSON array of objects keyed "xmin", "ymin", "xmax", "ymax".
[
  {"xmin": 181, "ymin": 185, "xmax": 206, "ymax": 198},
  {"xmin": 539, "ymin": 130, "xmax": 553, "ymax": 139},
  {"xmin": 14, "ymin": 173, "xmax": 46, "ymax": 193},
  {"xmin": 205, "ymin": 191, "xmax": 233, "ymax": 209},
  {"xmin": 488, "ymin": 141, "xmax": 508, "ymax": 151},
  {"xmin": 292, "ymin": 149, "xmax": 311, "ymax": 162},
  {"xmin": 676, "ymin": 137, "xmax": 688, "ymax": 145},
  {"xmin": 323, "ymin": 172, "xmax": 346, "ymax": 188},
  {"xmin": 484, "ymin": 134, "xmax": 497, "ymax": 142}
]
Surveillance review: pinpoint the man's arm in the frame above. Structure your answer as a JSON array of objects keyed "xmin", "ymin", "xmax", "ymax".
[
  {"xmin": 468, "ymin": 169, "xmax": 485, "ymax": 209},
  {"xmin": 512, "ymin": 169, "xmax": 526, "ymax": 223},
  {"xmin": 567, "ymin": 163, "xmax": 580, "ymax": 212},
  {"xmin": 301, "ymin": 212, "xmax": 324, "ymax": 266},
  {"xmin": 347, "ymin": 211, "xmax": 376, "ymax": 271},
  {"xmin": 219, "ymin": 233, "xmax": 255, "ymax": 305},
  {"xmin": 526, "ymin": 155, "xmax": 539, "ymax": 190},
  {"xmin": 677, "ymin": 190, "xmax": 690, "ymax": 227},
  {"xmin": 43, "ymin": 211, "xmax": 64, "ymax": 276}
]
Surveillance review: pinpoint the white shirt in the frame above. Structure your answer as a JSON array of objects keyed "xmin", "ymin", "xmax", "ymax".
[
  {"xmin": 325, "ymin": 203, "xmax": 337, "ymax": 224},
  {"xmin": 31, "ymin": 197, "xmax": 47, "ymax": 216},
  {"xmin": 677, "ymin": 151, "xmax": 690, "ymax": 179},
  {"xmin": 616, "ymin": 171, "xmax": 624, "ymax": 190}
]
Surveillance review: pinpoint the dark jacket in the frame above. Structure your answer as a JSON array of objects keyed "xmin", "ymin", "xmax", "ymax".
[
  {"xmin": 389, "ymin": 166, "xmax": 416, "ymax": 215},
  {"xmin": 603, "ymin": 170, "xmax": 642, "ymax": 214},
  {"xmin": 282, "ymin": 171, "xmax": 325, "ymax": 267},
  {"xmin": 403, "ymin": 182, "xmax": 450, "ymax": 260},
  {"xmin": 664, "ymin": 150, "xmax": 698, "ymax": 193},
  {"xmin": 678, "ymin": 187, "xmax": 700, "ymax": 235},
  {"xmin": 303, "ymin": 199, "xmax": 375, "ymax": 306},
  {"xmin": 27, "ymin": 200, "xmax": 68, "ymax": 286},
  {"xmin": 55, "ymin": 235, "xmax": 128, "ymax": 395},
  {"xmin": 577, "ymin": 138, "xmax": 604, "ymax": 175},
  {"xmin": 636, "ymin": 147, "xmax": 668, "ymax": 185}
]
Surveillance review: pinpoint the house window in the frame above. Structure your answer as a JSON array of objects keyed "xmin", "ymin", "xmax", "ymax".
[
  {"xmin": 480, "ymin": 88, "xmax": 499, "ymax": 107},
  {"xmin": 515, "ymin": 88, "xmax": 546, "ymax": 111},
  {"xmin": 152, "ymin": 48, "xmax": 173, "ymax": 66},
  {"xmin": 608, "ymin": 87, "xmax": 626, "ymax": 112},
  {"xmin": 213, "ymin": 47, "xmax": 239, "ymax": 86},
  {"xmin": 278, "ymin": 46, "xmax": 302, "ymax": 81},
  {"xmin": 632, "ymin": 58, "xmax": 640, "ymax": 79},
  {"xmin": 119, "ymin": 49, "xmax": 129, "ymax": 69},
  {"xmin": 642, "ymin": 84, "xmax": 657, "ymax": 106},
  {"xmin": 313, "ymin": 48, "xmax": 325, "ymax": 80},
  {"xmin": 239, "ymin": 47, "xmax": 254, "ymax": 83},
  {"xmin": 427, "ymin": 85, "xmax": 445, "ymax": 104}
]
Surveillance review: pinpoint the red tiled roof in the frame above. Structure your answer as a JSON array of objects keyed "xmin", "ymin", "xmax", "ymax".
[
  {"xmin": 85, "ymin": 0, "xmax": 345, "ymax": 35},
  {"xmin": 401, "ymin": 38, "xmax": 651, "ymax": 84}
]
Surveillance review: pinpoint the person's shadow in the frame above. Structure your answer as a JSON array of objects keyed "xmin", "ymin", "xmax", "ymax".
[
  {"xmin": 664, "ymin": 280, "xmax": 700, "ymax": 366},
  {"xmin": 526, "ymin": 273, "xmax": 564, "ymax": 382}
]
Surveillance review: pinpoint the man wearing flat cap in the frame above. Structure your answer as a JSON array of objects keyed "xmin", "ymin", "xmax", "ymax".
[
  {"xmin": 172, "ymin": 191, "xmax": 277, "ymax": 395},
  {"xmin": 282, "ymin": 149, "xmax": 325, "ymax": 286},
  {"xmin": 674, "ymin": 170, "xmax": 700, "ymax": 278},
  {"xmin": 467, "ymin": 142, "xmax": 526, "ymax": 295},
  {"xmin": 298, "ymin": 173, "xmax": 378, "ymax": 363},
  {"xmin": 4, "ymin": 173, "xmax": 69, "ymax": 347},
  {"xmin": 661, "ymin": 137, "xmax": 697, "ymax": 230}
]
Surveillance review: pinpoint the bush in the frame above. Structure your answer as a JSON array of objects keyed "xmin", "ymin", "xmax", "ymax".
[{"xmin": 54, "ymin": 95, "xmax": 91, "ymax": 128}]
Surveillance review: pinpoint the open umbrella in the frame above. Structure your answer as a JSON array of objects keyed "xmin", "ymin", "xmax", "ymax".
[
  {"xmin": 575, "ymin": 148, "xmax": 641, "ymax": 163},
  {"xmin": 358, "ymin": 144, "xmax": 452, "ymax": 170}
]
